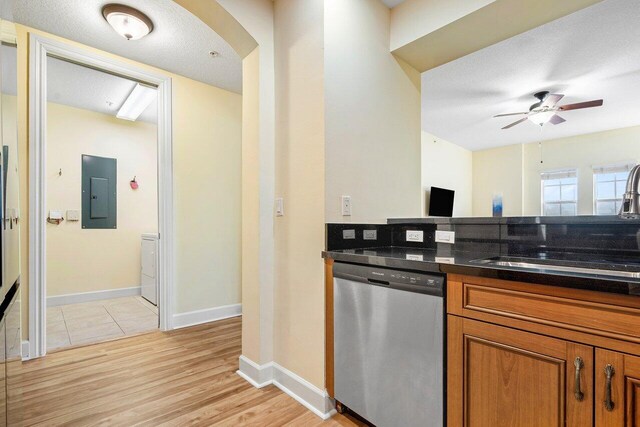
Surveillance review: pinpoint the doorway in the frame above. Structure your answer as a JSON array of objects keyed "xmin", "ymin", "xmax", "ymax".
[
  {"xmin": 45, "ymin": 58, "xmax": 160, "ymax": 351},
  {"xmin": 29, "ymin": 35, "xmax": 174, "ymax": 358}
]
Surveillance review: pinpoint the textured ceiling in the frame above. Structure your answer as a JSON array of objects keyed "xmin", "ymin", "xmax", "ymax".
[
  {"xmin": 47, "ymin": 57, "xmax": 158, "ymax": 124},
  {"xmin": 421, "ymin": 0, "xmax": 640, "ymax": 151},
  {"xmin": 2, "ymin": 45, "xmax": 157, "ymax": 123},
  {"xmin": 381, "ymin": 0, "xmax": 407, "ymax": 8},
  {"xmin": 7, "ymin": 0, "xmax": 242, "ymax": 93}
]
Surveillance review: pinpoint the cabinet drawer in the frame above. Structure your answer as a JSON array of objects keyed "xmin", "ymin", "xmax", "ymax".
[{"xmin": 455, "ymin": 280, "xmax": 640, "ymax": 341}]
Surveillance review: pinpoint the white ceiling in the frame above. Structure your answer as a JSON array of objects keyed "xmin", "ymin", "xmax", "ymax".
[
  {"xmin": 6, "ymin": 0, "xmax": 242, "ymax": 93},
  {"xmin": 47, "ymin": 56, "xmax": 158, "ymax": 124},
  {"xmin": 421, "ymin": 0, "xmax": 640, "ymax": 151},
  {"xmin": 2, "ymin": 44, "xmax": 157, "ymax": 124},
  {"xmin": 381, "ymin": 0, "xmax": 407, "ymax": 8}
]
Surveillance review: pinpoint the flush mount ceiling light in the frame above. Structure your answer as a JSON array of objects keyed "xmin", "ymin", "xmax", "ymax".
[
  {"xmin": 117, "ymin": 84, "xmax": 156, "ymax": 121},
  {"xmin": 102, "ymin": 4, "xmax": 154, "ymax": 41}
]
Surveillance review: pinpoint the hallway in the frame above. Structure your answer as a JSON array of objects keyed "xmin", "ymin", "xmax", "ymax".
[{"xmin": 8, "ymin": 317, "xmax": 364, "ymax": 426}]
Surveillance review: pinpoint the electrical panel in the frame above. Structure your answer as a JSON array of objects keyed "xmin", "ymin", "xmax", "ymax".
[{"xmin": 82, "ymin": 155, "xmax": 117, "ymax": 229}]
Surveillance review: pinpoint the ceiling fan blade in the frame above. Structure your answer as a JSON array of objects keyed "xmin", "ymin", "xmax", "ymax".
[
  {"xmin": 541, "ymin": 93, "xmax": 564, "ymax": 108},
  {"xmin": 549, "ymin": 114, "xmax": 566, "ymax": 125},
  {"xmin": 558, "ymin": 99, "xmax": 603, "ymax": 111},
  {"xmin": 502, "ymin": 117, "xmax": 528, "ymax": 129},
  {"xmin": 493, "ymin": 112, "xmax": 528, "ymax": 118}
]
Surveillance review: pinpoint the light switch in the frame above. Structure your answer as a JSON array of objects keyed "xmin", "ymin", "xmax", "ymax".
[
  {"xmin": 67, "ymin": 210, "xmax": 81, "ymax": 221},
  {"xmin": 275, "ymin": 198, "xmax": 284, "ymax": 216},
  {"xmin": 341, "ymin": 196, "xmax": 352, "ymax": 216}
]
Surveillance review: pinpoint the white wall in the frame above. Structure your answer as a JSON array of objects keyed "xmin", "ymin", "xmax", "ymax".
[
  {"xmin": 421, "ymin": 131, "xmax": 472, "ymax": 216},
  {"xmin": 325, "ymin": 0, "xmax": 422, "ymax": 223},
  {"xmin": 46, "ymin": 102, "xmax": 157, "ymax": 297}
]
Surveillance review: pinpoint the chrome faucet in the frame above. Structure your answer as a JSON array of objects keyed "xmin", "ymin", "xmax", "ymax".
[{"xmin": 620, "ymin": 164, "xmax": 640, "ymax": 218}]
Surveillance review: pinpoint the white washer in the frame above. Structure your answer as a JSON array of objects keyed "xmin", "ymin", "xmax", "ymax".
[{"xmin": 141, "ymin": 233, "xmax": 159, "ymax": 305}]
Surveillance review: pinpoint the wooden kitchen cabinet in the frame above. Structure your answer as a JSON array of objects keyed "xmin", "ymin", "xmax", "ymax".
[
  {"xmin": 595, "ymin": 350, "xmax": 640, "ymax": 426},
  {"xmin": 448, "ymin": 316, "xmax": 593, "ymax": 427},
  {"xmin": 447, "ymin": 274, "xmax": 640, "ymax": 427}
]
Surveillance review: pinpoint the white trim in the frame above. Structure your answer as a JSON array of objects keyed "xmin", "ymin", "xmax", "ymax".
[
  {"xmin": 28, "ymin": 34, "xmax": 174, "ymax": 359},
  {"xmin": 172, "ymin": 303, "xmax": 242, "ymax": 329},
  {"xmin": 236, "ymin": 355, "xmax": 336, "ymax": 420},
  {"xmin": 47, "ymin": 287, "xmax": 142, "ymax": 307}
]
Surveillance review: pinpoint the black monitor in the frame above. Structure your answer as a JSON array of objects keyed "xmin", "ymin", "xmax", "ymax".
[{"xmin": 428, "ymin": 187, "xmax": 455, "ymax": 217}]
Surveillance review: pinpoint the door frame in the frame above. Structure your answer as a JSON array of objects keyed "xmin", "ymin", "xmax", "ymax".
[{"xmin": 29, "ymin": 34, "xmax": 174, "ymax": 358}]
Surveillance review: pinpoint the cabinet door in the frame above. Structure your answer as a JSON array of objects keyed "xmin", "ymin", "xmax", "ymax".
[
  {"xmin": 448, "ymin": 316, "xmax": 593, "ymax": 427},
  {"xmin": 596, "ymin": 350, "xmax": 640, "ymax": 426}
]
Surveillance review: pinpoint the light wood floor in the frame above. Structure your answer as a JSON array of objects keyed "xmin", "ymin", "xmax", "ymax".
[{"xmin": 7, "ymin": 316, "xmax": 366, "ymax": 426}]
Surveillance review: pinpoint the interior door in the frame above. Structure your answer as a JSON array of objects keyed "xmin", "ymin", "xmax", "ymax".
[
  {"xmin": 596, "ymin": 349, "xmax": 640, "ymax": 426},
  {"xmin": 448, "ymin": 317, "xmax": 593, "ymax": 427}
]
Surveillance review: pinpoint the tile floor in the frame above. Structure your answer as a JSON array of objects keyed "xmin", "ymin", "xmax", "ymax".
[{"xmin": 46, "ymin": 296, "xmax": 159, "ymax": 351}]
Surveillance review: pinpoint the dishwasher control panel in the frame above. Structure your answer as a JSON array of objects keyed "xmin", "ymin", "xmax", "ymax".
[{"xmin": 333, "ymin": 262, "xmax": 445, "ymax": 297}]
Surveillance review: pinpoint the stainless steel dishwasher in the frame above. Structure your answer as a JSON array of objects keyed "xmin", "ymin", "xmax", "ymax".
[{"xmin": 333, "ymin": 262, "xmax": 445, "ymax": 427}]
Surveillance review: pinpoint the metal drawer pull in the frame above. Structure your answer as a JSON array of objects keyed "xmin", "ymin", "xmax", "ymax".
[
  {"xmin": 574, "ymin": 357, "xmax": 584, "ymax": 401},
  {"xmin": 604, "ymin": 364, "xmax": 615, "ymax": 411}
]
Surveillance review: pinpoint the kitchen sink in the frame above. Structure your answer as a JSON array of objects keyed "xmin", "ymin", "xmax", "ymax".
[{"xmin": 471, "ymin": 256, "xmax": 640, "ymax": 279}]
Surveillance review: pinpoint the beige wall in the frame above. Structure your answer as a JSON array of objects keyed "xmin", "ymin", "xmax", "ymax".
[
  {"xmin": 421, "ymin": 131, "xmax": 472, "ymax": 217},
  {"xmin": 274, "ymin": 0, "xmax": 325, "ymax": 389},
  {"xmin": 523, "ymin": 126, "xmax": 640, "ymax": 216},
  {"xmin": 46, "ymin": 103, "xmax": 157, "ymax": 297},
  {"xmin": 325, "ymin": 0, "xmax": 422, "ymax": 224},
  {"xmin": 172, "ymin": 71, "xmax": 242, "ymax": 314},
  {"xmin": 217, "ymin": 0, "xmax": 276, "ymax": 366},
  {"xmin": 240, "ymin": 47, "xmax": 262, "ymax": 364},
  {"xmin": 390, "ymin": 0, "xmax": 494, "ymax": 51},
  {"xmin": 16, "ymin": 24, "xmax": 242, "ymax": 335},
  {"xmin": 469, "ymin": 126, "xmax": 640, "ymax": 217},
  {"xmin": 472, "ymin": 143, "xmax": 524, "ymax": 217}
]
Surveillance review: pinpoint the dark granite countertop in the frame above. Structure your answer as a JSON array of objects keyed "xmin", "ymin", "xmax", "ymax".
[
  {"xmin": 387, "ymin": 215, "xmax": 640, "ymax": 225},
  {"xmin": 323, "ymin": 247, "xmax": 640, "ymax": 296}
]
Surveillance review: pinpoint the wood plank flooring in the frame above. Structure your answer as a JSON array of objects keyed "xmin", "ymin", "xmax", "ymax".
[{"xmin": 7, "ymin": 317, "xmax": 365, "ymax": 426}]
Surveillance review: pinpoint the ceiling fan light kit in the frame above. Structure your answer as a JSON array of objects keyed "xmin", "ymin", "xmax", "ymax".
[{"xmin": 494, "ymin": 90, "xmax": 603, "ymax": 130}]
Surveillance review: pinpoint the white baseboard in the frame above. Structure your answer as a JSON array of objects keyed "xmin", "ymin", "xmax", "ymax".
[
  {"xmin": 237, "ymin": 355, "xmax": 336, "ymax": 420},
  {"xmin": 173, "ymin": 303, "xmax": 242, "ymax": 329},
  {"xmin": 47, "ymin": 286, "xmax": 141, "ymax": 307}
]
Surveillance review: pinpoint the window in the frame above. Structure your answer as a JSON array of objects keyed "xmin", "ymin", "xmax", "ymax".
[
  {"xmin": 541, "ymin": 169, "xmax": 577, "ymax": 216},
  {"xmin": 593, "ymin": 164, "xmax": 633, "ymax": 215}
]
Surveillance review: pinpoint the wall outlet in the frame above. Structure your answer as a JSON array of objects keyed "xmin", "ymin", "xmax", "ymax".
[
  {"xmin": 342, "ymin": 229, "xmax": 356, "ymax": 239},
  {"xmin": 363, "ymin": 229, "xmax": 377, "ymax": 240},
  {"xmin": 406, "ymin": 230, "xmax": 424, "ymax": 242},
  {"xmin": 66, "ymin": 210, "xmax": 80, "ymax": 221},
  {"xmin": 435, "ymin": 230, "xmax": 455, "ymax": 244},
  {"xmin": 275, "ymin": 198, "xmax": 284, "ymax": 216},
  {"xmin": 341, "ymin": 196, "xmax": 352, "ymax": 216}
]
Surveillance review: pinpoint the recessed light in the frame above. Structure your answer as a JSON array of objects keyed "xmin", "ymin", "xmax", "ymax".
[
  {"xmin": 209, "ymin": 51, "xmax": 220, "ymax": 58},
  {"xmin": 102, "ymin": 4, "xmax": 154, "ymax": 41}
]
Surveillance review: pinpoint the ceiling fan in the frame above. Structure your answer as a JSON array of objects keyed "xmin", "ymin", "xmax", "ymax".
[{"xmin": 494, "ymin": 91, "xmax": 603, "ymax": 129}]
